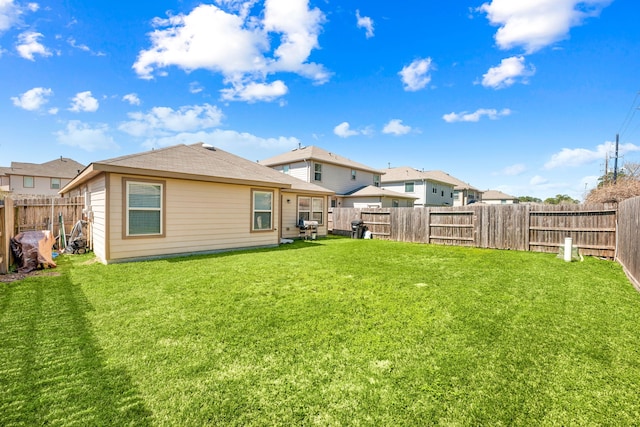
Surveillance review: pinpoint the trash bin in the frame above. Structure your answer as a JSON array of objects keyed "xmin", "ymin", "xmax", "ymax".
[{"xmin": 351, "ymin": 219, "xmax": 364, "ymax": 238}]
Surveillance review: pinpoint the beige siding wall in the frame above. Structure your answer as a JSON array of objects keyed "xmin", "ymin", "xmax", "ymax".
[
  {"xmin": 280, "ymin": 193, "xmax": 328, "ymax": 239},
  {"xmin": 87, "ymin": 175, "xmax": 107, "ymax": 263},
  {"xmin": 273, "ymin": 162, "xmax": 309, "ymax": 182},
  {"xmin": 106, "ymin": 174, "xmax": 280, "ymax": 262},
  {"xmin": 382, "ymin": 181, "xmax": 426, "ymax": 205},
  {"xmin": 312, "ymin": 162, "xmax": 377, "ymax": 194},
  {"xmin": 8, "ymin": 175, "xmax": 71, "ymax": 196}
]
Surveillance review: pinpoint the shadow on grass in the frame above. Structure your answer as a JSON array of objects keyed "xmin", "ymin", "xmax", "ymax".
[
  {"xmin": 165, "ymin": 236, "xmax": 332, "ymax": 264},
  {"xmin": 0, "ymin": 272, "xmax": 153, "ymax": 425}
]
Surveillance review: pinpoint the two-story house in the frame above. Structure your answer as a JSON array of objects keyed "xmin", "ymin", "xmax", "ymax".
[
  {"xmin": 381, "ymin": 167, "xmax": 456, "ymax": 207},
  {"xmin": 259, "ymin": 146, "xmax": 413, "ymax": 208},
  {"xmin": 0, "ymin": 157, "xmax": 85, "ymax": 196},
  {"xmin": 481, "ymin": 190, "xmax": 519, "ymax": 204},
  {"xmin": 422, "ymin": 170, "xmax": 483, "ymax": 206}
]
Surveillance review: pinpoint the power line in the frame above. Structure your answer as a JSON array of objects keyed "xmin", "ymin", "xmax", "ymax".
[{"xmin": 618, "ymin": 90, "xmax": 640, "ymax": 138}]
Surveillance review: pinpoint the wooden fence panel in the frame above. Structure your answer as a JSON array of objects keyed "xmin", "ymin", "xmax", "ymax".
[
  {"xmin": 329, "ymin": 204, "xmax": 617, "ymax": 258},
  {"xmin": 617, "ymin": 196, "xmax": 640, "ymax": 289},
  {"xmin": 528, "ymin": 205, "xmax": 616, "ymax": 257}
]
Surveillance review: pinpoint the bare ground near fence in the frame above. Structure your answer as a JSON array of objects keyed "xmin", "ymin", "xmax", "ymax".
[
  {"xmin": 330, "ymin": 204, "xmax": 618, "ymax": 258},
  {"xmin": 0, "ymin": 196, "xmax": 84, "ymax": 274}
]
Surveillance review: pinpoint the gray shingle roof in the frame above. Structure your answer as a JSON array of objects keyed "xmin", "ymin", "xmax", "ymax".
[
  {"xmin": 381, "ymin": 167, "xmax": 456, "ymax": 187},
  {"xmin": 259, "ymin": 145, "xmax": 383, "ymax": 174},
  {"xmin": 62, "ymin": 143, "xmax": 333, "ymax": 195},
  {"xmin": 343, "ymin": 185, "xmax": 417, "ymax": 199},
  {"xmin": 482, "ymin": 190, "xmax": 517, "ymax": 200},
  {"xmin": 5, "ymin": 158, "xmax": 85, "ymax": 178}
]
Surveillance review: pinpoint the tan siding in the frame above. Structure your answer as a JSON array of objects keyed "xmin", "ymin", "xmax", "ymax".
[
  {"xmin": 280, "ymin": 193, "xmax": 328, "ymax": 239},
  {"xmin": 88, "ymin": 175, "xmax": 107, "ymax": 263},
  {"xmin": 107, "ymin": 175, "xmax": 280, "ymax": 262}
]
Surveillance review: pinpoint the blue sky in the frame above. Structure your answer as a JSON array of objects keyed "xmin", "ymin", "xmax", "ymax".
[{"xmin": 1, "ymin": 0, "xmax": 639, "ymax": 200}]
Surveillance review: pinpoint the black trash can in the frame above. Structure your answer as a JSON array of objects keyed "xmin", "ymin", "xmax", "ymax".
[{"xmin": 351, "ymin": 219, "xmax": 364, "ymax": 238}]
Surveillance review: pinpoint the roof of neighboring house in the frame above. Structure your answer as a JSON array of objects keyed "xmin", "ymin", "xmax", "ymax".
[
  {"xmin": 61, "ymin": 143, "xmax": 334, "ymax": 195},
  {"xmin": 423, "ymin": 170, "xmax": 480, "ymax": 191},
  {"xmin": 381, "ymin": 166, "xmax": 456, "ymax": 187},
  {"xmin": 342, "ymin": 185, "xmax": 418, "ymax": 199},
  {"xmin": 259, "ymin": 145, "xmax": 383, "ymax": 174},
  {"xmin": 3, "ymin": 158, "xmax": 85, "ymax": 178},
  {"xmin": 482, "ymin": 190, "xmax": 517, "ymax": 200}
]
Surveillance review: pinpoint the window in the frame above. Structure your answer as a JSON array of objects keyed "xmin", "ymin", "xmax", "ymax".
[
  {"xmin": 373, "ymin": 174, "xmax": 380, "ymax": 187},
  {"xmin": 404, "ymin": 182, "xmax": 414, "ymax": 193},
  {"xmin": 23, "ymin": 176, "xmax": 34, "ymax": 188},
  {"xmin": 441, "ymin": 190, "xmax": 444, "ymax": 197},
  {"xmin": 298, "ymin": 196, "xmax": 324, "ymax": 225},
  {"xmin": 126, "ymin": 180, "xmax": 164, "ymax": 236},
  {"xmin": 51, "ymin": 178, "xmax": 61, "ymax": 189},
  {"xmin": 252, "ymin": 190, "xmax": 273, "ymax": 231},
  {"xmin": 432, "ymin": 187, "xmax": 437, "ymax": 194},
  {"xmin": 392, "ymin": 199, "xmax": 399, "ymax": 208},
  {"xmin": 450, "ymin": 192, "xmax": 453, "ymax": 198},
  {"xmin": 283, "ymin": 165, "xmax": 290, "ymax": 174},
  {"xmin": 351, "ymin": 169, "xmax": 357, "ymax": 180},
  {"xmin": 314, "ymin": 163, "xmax": 322, "ymax": 181}
]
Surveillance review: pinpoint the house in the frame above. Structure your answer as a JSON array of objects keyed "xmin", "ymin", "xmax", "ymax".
[
  {"xmin": 380, "ymin": 167, "xmax": 455, "ymax": 207},
  {"xmin": 420, "ymin": 170, "xmax": 482, "ymax": 206},
  {"xmin": 0, "ymin": 157, "xmax": 85, "ymax": 196},
  {"xmin": 60, "ymin": 143, "xmax": 333, "ymax": 264},
  {"xmin": 481, "ymin": 190, "xmax": 519, "ymax": 204},
  {"xmin": 342, "ymin": 185, "xmax": 417, "ymax": 208},
  {"xmin": 259, "ymin": 146, "xmax": 409, "ymax": 208}
]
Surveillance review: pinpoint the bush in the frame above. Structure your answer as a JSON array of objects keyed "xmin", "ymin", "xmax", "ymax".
[{"xmin": 585, "ymin": 178, "xmax": 640, "ymax": 203}]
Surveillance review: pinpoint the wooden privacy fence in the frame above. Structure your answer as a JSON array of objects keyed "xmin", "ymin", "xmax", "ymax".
[
  {"xmin": 616, "ymin": 196, "xmax": 640, "ymax": 290},
  {"xmin": 330, "ymin": 204, "xmax": 618, "ymax": 258},
  {"xmin": 0, "ymin": 196, "xmax": 84, "ymax": 274}
]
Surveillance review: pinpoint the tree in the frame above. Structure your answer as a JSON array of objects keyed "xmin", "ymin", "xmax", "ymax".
[
  {"xmin": 518, "ymin": 196, "xmax": 542, "ymax": 203},
  {"xmin": 544, "ymin": 194, "xmax": 579, "ymax": 205}
]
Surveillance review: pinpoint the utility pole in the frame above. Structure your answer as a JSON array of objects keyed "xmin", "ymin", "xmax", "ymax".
[{"xmin": 613, "ymin": 134, "xmax": 619, "ymax": 184}]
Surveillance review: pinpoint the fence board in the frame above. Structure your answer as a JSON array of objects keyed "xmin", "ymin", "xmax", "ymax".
[
  {"xmin": 617, "ymin": 196, "xmax": 640, "ymax": 290},
  {"xmin": 330, "ymin": 204, "xmax": 616, "ymax": 258}
]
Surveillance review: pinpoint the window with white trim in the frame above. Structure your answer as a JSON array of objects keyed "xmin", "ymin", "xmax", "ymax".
[
  {"xmin": 126, "ymin": 181, "xmax": 163, "ymax": 236},
  {"xmin": 404, "ymin": 182, "xmax": 414, "ymax": 193},
  {"xmin": 252, "ymin": 190, "xmax": 273, "ymax": 231},
  {"xmin": 351, "ymin": 169, "xmax": 357, "ymax": 180},
  {"xmin": 23, "ymin": 176, "xmax": 34, "ymax": 188},
  {"xmin": 298, "ymin": 196, "xmax": 324, "ymax": 225},
  {"xmin": 314, "ymin": 163, "xmax": 322, "ymax": 181},
  {"xmin": 51, "ymin": 178, "xmax": 61, "ymax": 189},
  {"xmin": 373, "ymin": 174, "xmax": 380, "ymax": 187}
]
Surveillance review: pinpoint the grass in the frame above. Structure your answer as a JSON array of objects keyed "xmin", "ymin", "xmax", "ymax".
[{"xmin": 2, "ymin": 236, "xmax": 640, "ymax": 426}]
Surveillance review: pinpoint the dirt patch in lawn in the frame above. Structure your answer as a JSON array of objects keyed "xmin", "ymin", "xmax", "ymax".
[{"xmin": 0, "ymin": 270, "xmax": 61, "ymax": 283}]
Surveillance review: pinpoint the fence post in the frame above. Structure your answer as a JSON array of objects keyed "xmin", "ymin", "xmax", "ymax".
[{"xmin": 1, "ymin": 197, "xmax": 15, "ymax": 273}]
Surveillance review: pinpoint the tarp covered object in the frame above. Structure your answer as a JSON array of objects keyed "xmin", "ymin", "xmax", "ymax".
[{"xmin": 10, "ymin": 230, "xmax": 57, "ymax": 273}]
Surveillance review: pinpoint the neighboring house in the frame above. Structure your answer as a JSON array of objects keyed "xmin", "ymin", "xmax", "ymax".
[
  {"xmin": 380, "ymin": 167, "xmax": 455, "ymax": 207},
  {"xmin": 482, "ymin": 190, "xmax": 519, "ymax": 204},
  {"xmin": 342, "ymin": 185, "xmax": 417, "ymax": 208},
  {"xmin": 423, "ymin": 170, "xmax": 482, "ymax": 206},
  {"xmin": 259, "ymin": 145, "xmax": 385, "ymax": 208},
  {"xmin": 60, "ymin": 143, "xmax": 333, "ymax": 264},
  {"xmin": 0, "ymin": 157, "xmax": 85, "ymax": 196}
]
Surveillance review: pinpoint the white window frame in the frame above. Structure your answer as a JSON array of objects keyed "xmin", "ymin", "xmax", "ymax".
[
  {"xmin": 314, "ymin": 163, "xmax": 322, "ymax": 181},
  {"xmin": 23, "ymin": 176, "xmax": 34, "ymax": 188},
  {"xmin": 404, "ymin": 182, "xmax": 414, "ymax": 193},
  {"xmin": 252, "ymin": 190, "xmax": 274, "ymax": 231},
  {"xmin": 125, "ymin": 180, "xmax": 164, "ymax": 237},
  {"xmin": 298, "ymin": 196, "xmax": 324, "ymax": 225},
  {"xmin": 51, "ymin": 177, "xmax": 61, "ymax": 189}
]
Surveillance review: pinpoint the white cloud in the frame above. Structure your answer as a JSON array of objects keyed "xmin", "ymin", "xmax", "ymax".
[
  {"xmin": 481, "ymin": 56, "xmax": 535, "ymax": 89},
  {"xmin": 189, "ymin": 81, "xmax": 204, "ymax": 94},
  {"xmin": 530, "ymin": 175, "xmax": 548, "ymax": 185},
  {"xmin": 0, "ymin": 0, "xmax": 33, "ymax": 33},
  {"xmin": 220, "ymin": 80, "xmax": 288, "ymax": 103},
  {"xmin": 55, "ymin": 120, "xmax": 119, "ymax": 152},
  {"xmin": 399, "ymin": 58, "xmax": 434, "ymax": 91},
  {"xmin": 141, "ymin": 128, "xmax": 300, "ymax": 160},
  {"xmin": 544, "ymin": 141, "xmax": 640, "ymax": 169},
  {"xmin": 122, "ymin": 93, "xmax": 141, "ymax": 105},
  {"xmin": 478, "ymin": 0, "xmax": 612, "ymax": 53},
  {"xmin": 69, "ymin": 91, "xmax": 99, "ymax": 112},
  {"xmin": 16, "ymin": 31, "xmax": 51, "ymax": 60},
  {"xmin": 334, "ymin": 122, "xmax": 363, "ymax": 138},
  {"xmin": 356, "ymin": 10, "xmax": 374, "ymax": 38},
  {"xmin": 119, "ymin": 103, "xmax": 224, "ymax": 137},
  {"xmin": 501, "ymin": 163, "xmax": 526, "ymax": 176},
  {"xmin": 67, "ymin": 37, "xmax": 90, "ymax": 52},
  {"xmin": 133, "ymin": 1, "xmax": 329, "ymax": 103},
  {"xmin": 443, "ymin": 108, "xmax": 511, "ymax": 123},
  {"xmin": 11, "ymin": 87, "xmax": 53, "ymax": 111},
  {"xmin": 382, "ymin": 119, "xmax": 411, "ymax": 136}
]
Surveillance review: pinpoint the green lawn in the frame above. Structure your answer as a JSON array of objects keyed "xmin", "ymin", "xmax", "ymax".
[{"xmin": 2, "ymin": 236, "xmax": 640, "ymax": 426}]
